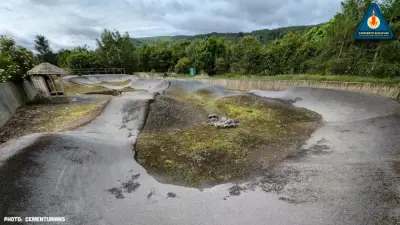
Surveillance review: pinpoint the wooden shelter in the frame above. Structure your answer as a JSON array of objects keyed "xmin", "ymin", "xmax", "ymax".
[{"xmin": 27, "ymin": 63, "xmax": 69, "ymax": 103}]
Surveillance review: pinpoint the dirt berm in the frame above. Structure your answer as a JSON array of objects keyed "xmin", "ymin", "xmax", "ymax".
[{"xmin": 136, "ymin": 87, "xmax": 322, "ymax": 188}]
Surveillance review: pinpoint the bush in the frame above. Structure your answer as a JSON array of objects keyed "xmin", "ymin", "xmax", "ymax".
[
  {"xmin": 174, "ymin": 57, "xmax": 191, "ymax": 74},
  {"xmin": 0, "ymin": 36, "xmax": 35, "ymax": 83},
  {"xmin": 215, "ymin": 57, "xmax": 229, "ymax": 74}
]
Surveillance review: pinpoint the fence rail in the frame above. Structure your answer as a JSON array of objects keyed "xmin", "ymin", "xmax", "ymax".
[{"xmin": 63, "ymin": 68, "xmax": 126, "ymax": 75}]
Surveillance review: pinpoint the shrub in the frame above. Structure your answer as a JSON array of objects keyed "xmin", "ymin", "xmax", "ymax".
[
  {"xmin": 0, "ymin": 36, "xmax": 35, "ymax": 83},
  {"xmin": 174, "ymin": 57, "xmax": 191, "ymax": 74}
]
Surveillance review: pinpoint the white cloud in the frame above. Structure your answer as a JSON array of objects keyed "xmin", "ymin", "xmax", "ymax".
[{"xmin": 0, "ymin": 0, "xmax": 342, "ymax": 51}]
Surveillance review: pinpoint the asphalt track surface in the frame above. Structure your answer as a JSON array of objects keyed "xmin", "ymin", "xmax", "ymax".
[{"xmin": 0, "ymin": 76, "xmax": 399, "ymax": 225}]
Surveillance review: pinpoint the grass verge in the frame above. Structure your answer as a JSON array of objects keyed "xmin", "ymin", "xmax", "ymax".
[{"xmin": 0, "ymin": 101, "xmax": 107, "ymax": 145}]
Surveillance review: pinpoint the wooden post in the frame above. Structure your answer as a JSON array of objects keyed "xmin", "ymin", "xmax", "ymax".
[{"xmin": 49, "ymin": 75, "xmax": 58, "ymax": 96}]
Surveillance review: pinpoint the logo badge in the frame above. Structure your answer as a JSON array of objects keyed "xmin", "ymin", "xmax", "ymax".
[{"xmin": 354, "ymin": 3, "xmax": 393, "ymax": 40}]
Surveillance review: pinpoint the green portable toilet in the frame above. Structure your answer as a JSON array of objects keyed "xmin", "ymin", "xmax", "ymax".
[{"xmin": 189, "ymin": 68, "xmax": 196, "ymax": 76}]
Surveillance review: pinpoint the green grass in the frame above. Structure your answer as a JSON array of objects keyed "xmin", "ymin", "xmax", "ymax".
[
  {"xmin": 168, "ymin": 73, "xmax": 400, "ymax": 84},
  {"xmin": 0, "ymin": 102, "xmax": 104, "ymax": 144}
]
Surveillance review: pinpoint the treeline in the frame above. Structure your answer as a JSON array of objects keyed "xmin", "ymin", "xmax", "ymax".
[
  {"xmin": 133, "ymin": 0, "xmax": 399, "ymax": 77},
  {"xmin": 133, "ymin": 25, "xmax": 313, "ymax": 45},
  {"xmin": 0, "ymin": 0, "xmax": 399, "ymax": 84}
]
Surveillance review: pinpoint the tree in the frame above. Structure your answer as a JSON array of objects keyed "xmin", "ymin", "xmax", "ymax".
[
  {"xmin": 96, "ymin": 29, "xmax": 138, "ymax": 73},
  {"xmin": 57, "ymin": 49, "xmax": 72, "ymax": 68},
  {"xmin": 0, "ymin": 54, "xmax": 15, "ymax": 83},
  {"xmin": 0, "ymin": 35, "xmax": 35, "ymax": 83},
  {"xmin": 27, "ymin": 0, "xmax": 399, "ymax": 79},
  {"xmin": 185, "ymin": 40, "xmax": 200, "ymax": 64},
  {"xmin": 192, "ymin": 36, "xmax": 227, "ymax": 75},
  {"xmin": 230, "ymin": 36, "xmax": 262, "ymax": 74},
  {"xmin": 215, "ymin": 57, "xmax": 229, "ymax": 74},
  {"xmin": 58, "ymin": 46, "xmax": 100, "ymax": 70},
  {"xmin": 149, "ymin": 43, "xmax": 173, "ymax": 72},
  {"xmin": 34, "ymin": 35, "xmax": 57, "ymax": 65},
  {"xmin": 169, "ymin": 41, "xmax": 191, "ymax": 68},
  {"xmin": 174, "ymin": 57, "xmax": 192, "ymax": 74},
  {"xmin": 137, "ymin": 44, "xmax": 154, "ymax": 72},
  {"xmin": 67, "ymin": 52, "xmax": 101, "ymax": 70}
]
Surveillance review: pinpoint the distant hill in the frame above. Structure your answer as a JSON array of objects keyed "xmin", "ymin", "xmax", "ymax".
[{"xmin": 132, "ymin": 25, "xmax": 320, "ymax": 45}]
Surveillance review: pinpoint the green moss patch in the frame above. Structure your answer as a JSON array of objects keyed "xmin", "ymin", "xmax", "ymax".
[
  {"xmin": 0, "ymin": 102, "xmax": 105, "ymax": 145},
  {"xmin": 136, "ymin": 91, "xmax": 321, "ymax": 188}
]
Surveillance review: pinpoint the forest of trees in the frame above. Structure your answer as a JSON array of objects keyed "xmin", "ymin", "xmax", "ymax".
[
  {"xmin": 0, "ymin": 0, "xmax": 399, "ymax": 84},
  {"xmin": 132, "ymin": 25, "xmax": 314, "ymax": 45}
]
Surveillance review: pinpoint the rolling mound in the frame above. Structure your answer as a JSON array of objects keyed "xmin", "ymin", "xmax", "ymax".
[{"xmin": 136, "ymin": 88, "xmax": 321, "ymax": 187}]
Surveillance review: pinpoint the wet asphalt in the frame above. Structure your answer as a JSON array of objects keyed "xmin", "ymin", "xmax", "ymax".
[{"xmin": 0, "ymin": 78, "xmax": 399, "ymax": 225}]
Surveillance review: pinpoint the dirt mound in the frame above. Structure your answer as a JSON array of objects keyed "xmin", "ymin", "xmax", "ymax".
[
  {"xmin": 136, "ymin": 90, "xmax": 321, "ymax": 188},
  {"xmin": 194, "ymin": 88, "xmax": 213, "ymax": 96},
  {"xmin": 142, "ymin": 95, "xmax": 207, "ymax": 132}
]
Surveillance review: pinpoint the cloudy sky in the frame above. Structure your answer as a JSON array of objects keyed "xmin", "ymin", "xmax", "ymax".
[{"xmin": 0, "ymin": 0, "xmax": 342, "ymax": 50}]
